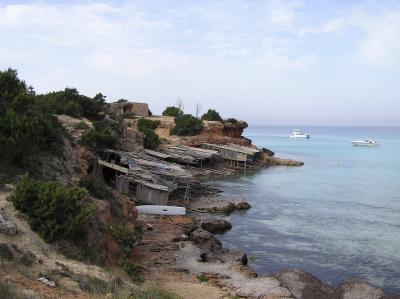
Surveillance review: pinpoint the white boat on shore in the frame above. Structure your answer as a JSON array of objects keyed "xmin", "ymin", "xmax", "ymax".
[
  {"xmin": 136, "ymin": 205, "xmax": 186, "ymax": 216},
  {"xmin": 289, "ymin": 129, "xmax": 310, "ymax": 139},
  {"xmin": 351, "ymin": 139, "xmax": 379, "ymax": 147}
]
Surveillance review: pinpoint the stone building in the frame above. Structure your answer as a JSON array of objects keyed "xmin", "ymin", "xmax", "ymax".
[{"xmin": 109, "ymin": 101, "xmax": 150, "ymax": 117}]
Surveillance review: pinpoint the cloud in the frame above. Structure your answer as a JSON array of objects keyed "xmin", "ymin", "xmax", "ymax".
[{"xmin": 355, "ymin": 8, "xmax": 400, "ymax": 67}]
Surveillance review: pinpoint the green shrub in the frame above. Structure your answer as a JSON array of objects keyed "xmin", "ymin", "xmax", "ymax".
[
  {"xmin": 0, "ymin": 281, "xmax": 28, "ymax": 299},
  {"xmin": 0, "ymin": 243, "xmax": 14, "ymax": 261},
  {"xmin": 142, "ymin": 128, "xmax": 161, "ymax": 150},
  {"xmin": 0, "ymin": 69, "xmax": 65, "ymax": 166},
  {"xmin": 137, "ymin": 118, "xmax": 160, "ymax": 132},
  {"xmin": 171, "ymin": 114, "xmax": 203, "ymax": 136},
  {"xmin": 196, "ymin": 273, "xmax": 209, "ymax": 282},
  {"xmin": 119, "ymin": 257, "xmax": 142, "ymax": 282},
  {"xmin": 106, "ymin": 223, "xmax": 141, "ymax": 255},
  {"xmin": 80, "ymin": 127, "xmax": 117, "ymax": 149},
  {"xmin": 162, "ymin": 106, "xmax": 183, "ymax": 118},
  {"xmin": 10, "ymin": 176, "xmax": 96, "ymax": 242},
  {"xmin": 79, "ymin": 174, "xmax": 111, "ymax": 200},
  {"xmin": 121, "ymin": 112, "xmax": 136, "ymax": 119},
  {"xmin": 201, "ymin": 109, "xmax": 223, "ymax": 121},
  {"xmin": 226, "ymin": 118, "xmax": 238, "ymax": 124},
  {"xmin": 74, "ymin": 121, "xmax": 90, "ymax": 130}
]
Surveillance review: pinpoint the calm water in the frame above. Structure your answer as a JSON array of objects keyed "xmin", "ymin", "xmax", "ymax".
[{"xmin": 214, "ymin": 126, "xmax": 400, "ymax": 292}]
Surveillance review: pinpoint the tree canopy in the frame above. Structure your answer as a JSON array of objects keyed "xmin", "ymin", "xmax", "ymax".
[
  {"xmin": 162, "ymin": 106, "xmax": 184, "ymax": 118},
  {"xmin": 171, "ymin": 114, "xmax": 203, "ymax": 136},
  {"xmin": 0, "ymin": 68, "xmax": 64, "ymax": 166},
  {"xmin": 201, "ymin": 109, "xmax": 223, "ymax": 121}
]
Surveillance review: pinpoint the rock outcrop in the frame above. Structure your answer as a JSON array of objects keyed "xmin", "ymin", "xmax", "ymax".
[
  {"xmin": 201, "ymin": 219, "xmax": 232, "ymax": 234},
  {"xmin": 191, "ymin": 197, "xmax": 251, "ymax": 214},
  {"xmin": 0, "ymin": 213, "xmax": 17, "ymax": 236}
]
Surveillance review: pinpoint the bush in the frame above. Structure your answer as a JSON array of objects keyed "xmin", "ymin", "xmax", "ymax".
[
  {"xmin": 162, "ymin": 106, "xmax": 183, "ymax": 118},
  {"xmin": 196, "ymin": 273, "xmax": 209, "ymax": 282},
  {"xmin": 10, "ymin": 176, "xmax": 96, "ymax": 242},
  {"xmin": 79, "ymin": 174, "xmax": 111, "ymax": 200},
  {"xmin": 106, "ymin": 223, "xmax": 141, "ymax": 255},
  {"xmin": 201, "ymin": 109, "xmax": 222, "ymax": 121},
  {"xmin": 137, "ymin": 118, "xmax": 160, "ymax": 132},
  {"xmin": 119, "ymin": 257, "xmax": 142, "ymax": 282},
  {"xmin": 171, "ymin": 114, "xmax": 203, "ymax": 136},
  {"xmin": 80, "ymin": 127, "xmax": 117, "ymax": 149},
  {"xmin": 0, "ymin": 69, "xmax": 65, "ymax": 166},
  {"xmin": 74, "ymin": 121, "xmax": 90, "ymax": 130},
  {"xmin": 121, "ymin": 112, "xmax": 136, "ymax": 119},
  {"xmin": 142, "ymin": 128, "xmax": 161, "ymax": 150},
  {"xmin": 226, "ymin": 118, "xmax": 238, "ymax": 124}
]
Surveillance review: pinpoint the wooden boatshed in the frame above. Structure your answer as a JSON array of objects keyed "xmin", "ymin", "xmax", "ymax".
[
  {"xmin": 116, "ymin": 175, "xmax": 169, "ymax": 205},
  {"xmin": 201, "ymin": 143, "xmax": 260, "ymax": 168}
]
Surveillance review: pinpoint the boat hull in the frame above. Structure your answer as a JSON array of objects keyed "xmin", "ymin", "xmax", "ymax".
[
  {"xmin": 351, "ymin": 142, "xmax": 379, "ymax": 147},
  {"xmin": 136, "ymin": 205, "xmax": 186, "ymax": 216},
  {"xmin": 289, "ymin": 135, "xmax": 310, "ymax": 138}
]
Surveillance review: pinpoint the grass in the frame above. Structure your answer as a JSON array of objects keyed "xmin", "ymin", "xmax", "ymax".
[
  {"xmin": 196, "ymin": 273, "xmax": 209, "ymax": 282},
  {"xmin": 0, "ymin": 281, "xmax": 30, "ymax": 299},
  {"xmin": 77, "ymin": 274, "xmax": 122, "ymax": 295}
]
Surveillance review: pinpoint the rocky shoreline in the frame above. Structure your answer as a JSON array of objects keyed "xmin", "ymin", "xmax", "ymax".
[{"xmin": 134, "ymin": 190, "xmax": 400, "ymax": 299}]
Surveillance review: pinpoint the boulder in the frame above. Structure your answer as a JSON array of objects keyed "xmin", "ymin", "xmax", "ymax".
[
  {"xmin": 273, "ymin": 269, "xmax": 338, "ymax": 299},
  {"xmin": 0, "ymin": 213, "xmax": 17, "ymax": 236},
  {"xmin": 201, "ymin": 219, "xmax": 232, "ymax": 233},
  {"xmin": 338, "ymin": 278, "xmax": 397, "ymax": 299}
]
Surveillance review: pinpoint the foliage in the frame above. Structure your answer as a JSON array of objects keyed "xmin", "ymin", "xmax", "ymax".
[
  {"xmin": 121, "ymin": 111, "xmax": 136, "ymax": 119},
  {"xmin": 78, "ymin": 274, "xmax": 122, "ymax": 295},
  {"xmin": 119, "ymin": 256, "xmax": 142, "ymax": 282},
  {"xmin": 0, "ymin": 244, "xmax": 14, "ymax": 261},
  {"xmin": 10, "ymin": 176, "xmax": 96, "ymax": 242},
  {"xmin": 36, "ymin": 88, "xmax": 106, "ymax": 120},
  {"xmin": 84, "ymin": 245, "xmax": 106, "ymax": 265},
  {"xmin": 79, "ymin": 174, "xmax": 111, "ymax": 200},
  {"xmin": 137, "ymin": 118, "xmax": 160, "ymax": 132},
  {"xmin": 201, "ymin": 109, "xmax": 223, "ymax": 121},
  {"xmin": 196, "ymin": 273, "xmax": 209, "ymax": 282},
  {"xmin": 226, "ymin": 118, "xmax": 238, "ymax": 124},
  {"xmin": 142, "ymin": 128, "xmax": 161, "ymax": 150},
  {"xmin": 0, "ymin": 69, "xmax": 65, "ymax": 166},
  {"xmin": 80, "ymin": 127, "xmax": 117, "ymax": 149},
  {"xmin": 136, "ymin": 118, "xmax": 161, "ymax": 149},
  {"xmin": 0, "ymin": 281, "xmax": 30, "ymax": 299},
  {"xmin": 171, "ymin": 114, "xmax": 203, "ymax": 136},
  {"xmin": 162, "ymin": 106, "xmax": 184, "ymax": 118},
  {"xmin": 73, "ymin": 121, "xmax": 90, "ymax": 130},
  {"xmin": 106, "ymin": 223, "xmax": 141, "ymax": 255},
  {"xmin": 116, "ymin": 98, "xmax": 128, "ymax": 103}
]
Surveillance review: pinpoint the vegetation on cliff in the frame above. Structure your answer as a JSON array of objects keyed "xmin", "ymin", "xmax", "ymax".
[
  {"xmin": 201, "ymin": 109, "xmax": 223, "ymax": 122},
  {"xmin": 10, "ymin": 176, "xmax": 96, "ymax": 242},
  {"xmin": 137, "ymin": 118, "xmax": 161, "ymax": 150},
  {"xmin": 0, "ymin": 69, "xmax": 65, "ymax": 168},
  {"xmin": 171, "ymin": 114, "xmax": 203, "ymax": 136},
  {"xmin": 162, "ymin": 106, "xmax": 184, "ymax": 118}
]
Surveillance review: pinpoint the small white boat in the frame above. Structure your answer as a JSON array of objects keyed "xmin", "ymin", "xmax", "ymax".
[
  {"xmin": 136, "ymin": 205, "xmax": 186, "ymax": 216},
  {"xmin": 351, "ymin": 139, "xmax": 379, "ymax": 147},
  {"xmin": 289, "ymin": 129, "xmax": 310, "ymax": 139}
]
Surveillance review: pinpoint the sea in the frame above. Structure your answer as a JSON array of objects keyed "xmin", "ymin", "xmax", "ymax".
[{"xmin": 212, "ymin": 126, "xmax": 400, "ymax": 293}]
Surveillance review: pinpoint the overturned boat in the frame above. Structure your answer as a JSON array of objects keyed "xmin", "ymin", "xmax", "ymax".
[{"xmin": 136, "ymin": 205, "xmax": 186, "ymax": 216}]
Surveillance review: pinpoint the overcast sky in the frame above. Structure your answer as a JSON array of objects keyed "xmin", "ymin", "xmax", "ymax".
[{"xmin": 1, "ymin": 0, "xmax": 399, "ymax": 126}]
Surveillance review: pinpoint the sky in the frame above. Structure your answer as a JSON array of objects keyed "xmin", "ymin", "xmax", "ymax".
[{"xmin": 0, "ymin": 0, "xmax": 399, "ymax": 126}]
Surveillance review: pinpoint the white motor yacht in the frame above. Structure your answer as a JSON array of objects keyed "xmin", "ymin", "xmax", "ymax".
[
  {"xmin": 289, "ymin": 129, "xmax": 310, "ymax": 138},
  {"xmin": 351, "ymin": 139, "xmax": 379, "ymax": 147}
]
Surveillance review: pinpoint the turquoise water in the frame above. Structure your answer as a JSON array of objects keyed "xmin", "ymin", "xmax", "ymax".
[{"xmin": 214, "ymin": 126, "xmax": 400, "ymax": 292}]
